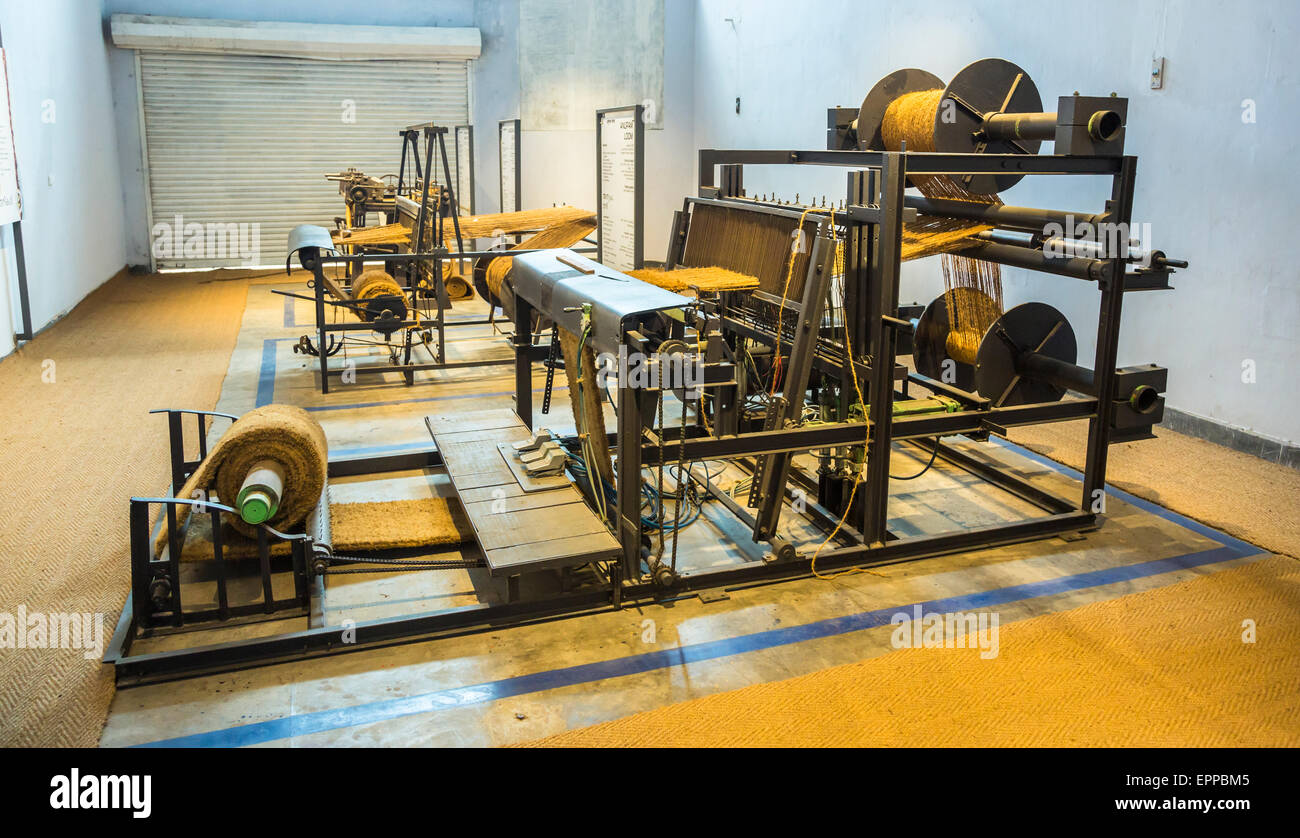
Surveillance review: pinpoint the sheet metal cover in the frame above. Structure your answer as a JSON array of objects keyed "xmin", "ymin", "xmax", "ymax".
[
  {"xmin": 511, "ymin": 249, "xmax": 690, "ymax": 355},
  {"xmin": 287, "ymin": 224, "xmax": 339, "ymax": 269}
]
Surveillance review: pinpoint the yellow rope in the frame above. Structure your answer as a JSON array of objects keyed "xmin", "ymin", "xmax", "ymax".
[
  {"xmin": 806, "ymin": 210, "xmax": 878, "ymax": 580},
  {"xmin": 770, "ymin": 206, "xmax": 820, "ymax": 395}
]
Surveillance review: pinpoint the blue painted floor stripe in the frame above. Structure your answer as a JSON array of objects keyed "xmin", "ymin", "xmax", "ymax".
[
  {"xmin": 135, "ymin": 539, "xmax": 1260, "ymax": 748},
  {"xmin": 254, "ymin": 340, "xmax": 278, "ymax": 409}
]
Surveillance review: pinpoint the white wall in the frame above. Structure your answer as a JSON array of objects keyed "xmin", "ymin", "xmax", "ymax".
[
  {"xmin": 0, "ymin": 0, "xmax": 128, "ymax": 348},
  {"xmin": 508, "ymin": 0, "xmax": 695, "ymax": 263},
  {"xmin": 10, "ymin": 0, "xmax": 1292, "ymax": 445},
  {"xmin": 692, "ymin": 0, "xmax": 1300, "ymax": 445}
]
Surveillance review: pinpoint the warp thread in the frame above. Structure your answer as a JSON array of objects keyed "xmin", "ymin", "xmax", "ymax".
[
  {"xmin": 881, "ymin": 87, "xmax": 1006, "ymax": 362},
  {"xmin": 681, "ymin": 202, "xmax": 817, "ymax": 298}
]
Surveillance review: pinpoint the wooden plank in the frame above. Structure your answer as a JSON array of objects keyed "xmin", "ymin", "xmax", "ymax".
[
  {"xmin": 437, "ymin": 427, "xmax": 531, "ymax": 449},
  {"xmin": 463, "ymin": 486, "xmax": 579, "ymax": 517},
  {"xmin": 440, "ymin": 438, "xmax": 516, "ymax": 474},
  {"xmin": 485, "ymin": 532, "xmax": 620, "ymax": 575},
  {"xmin": 431, "ymin": 410, "xmax": 617, "ymax": 575},
  {"xmin": 475, "ymin": 502, "xmax": 608, "ymax": 551},
  {"xmin": 458, "ymin": 482, "xmax": 527, "ymax": 504},
  {"xmin": 426, "ymin": 409, "xmax": 526, "ymax": 436}
]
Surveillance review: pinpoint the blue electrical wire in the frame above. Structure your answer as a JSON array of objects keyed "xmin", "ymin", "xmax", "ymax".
[{"xmin": 564, "ymin": 446, "xmax": 703, "ymax": 532}]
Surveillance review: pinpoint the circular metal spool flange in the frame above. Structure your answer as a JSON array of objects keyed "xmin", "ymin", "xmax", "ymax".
[
  {"xmin": 932, "ymin": 58, "xmax": 1044, "ymax": 195},
  {"xmin": 857, "ymin": 67, "xmax": 946, "ymax": 152},
  {"xmin": 974, "ymin": 301, "xmax": 1077, "ymax": 406},
  {"xmin": 362, "ymin": 295, "xmax": 407, "ymax": 339},
  {"xmin": 913, "ymin": 288, "xmax": 995, "ymax": 393}
]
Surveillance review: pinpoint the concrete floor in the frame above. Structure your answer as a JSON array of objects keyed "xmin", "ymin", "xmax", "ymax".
[{"xmin": 100, "ymin": 281, "xmax": 1268, "ymax": 747}]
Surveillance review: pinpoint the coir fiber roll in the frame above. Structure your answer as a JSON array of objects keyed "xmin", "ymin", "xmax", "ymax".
[
  {"xmin": 153, "ymin": 405, "xmax": 328, "ymax": 558},
  {"xmin": 444, "ymin": 272, "xmax": 473, "ymax": 300},
  {"xmin": 484, "ymin": 217, "xmax": 597, "ymax": 301},
  {"xmin": 559, "ymin": 328, "xmax": 615, "ymax": 491},
  {"xmin": 352, "ymin": 269, "xmax": 403, "ymax": 304},
  {"xmin": 627, "ymin": 266, "xmax": 759, "ymax": 295},
  {"xmin": 351, "ymin": 269, "xmax": 407, "ymax": 322}
]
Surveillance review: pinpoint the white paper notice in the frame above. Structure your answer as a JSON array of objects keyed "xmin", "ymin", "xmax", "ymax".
[
  {"xmin": 599, "ymin": 112, "xmax": 638, "ymax": 271},
  {"xmin": 499, "ymin": 121, "xmax": 518, "ymax": 213},
  {"xmin": 455, "ymin": 126, "xmax": 473, "ymax": 215},
  {"xmin": 0, "ymin": 50, "xmax": 22, "ymax": 225}
]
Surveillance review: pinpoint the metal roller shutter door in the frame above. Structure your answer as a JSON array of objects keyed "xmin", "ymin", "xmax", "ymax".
[{"xmin": 139, "ymin": 51, "xmax": 469, "ymax": 268}]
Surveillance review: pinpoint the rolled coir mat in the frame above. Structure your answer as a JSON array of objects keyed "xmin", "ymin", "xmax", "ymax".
[{"xmin": 153, "ymin": 404, "xmax": 328, "ymax": 558}]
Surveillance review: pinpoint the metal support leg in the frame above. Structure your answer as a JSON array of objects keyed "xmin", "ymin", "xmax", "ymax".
[
  {"xmin": 616, "ymin": 380, "xmax": 646, "ymax": 579},
  {"xmin": 1081, "ymin": 156, "xmax": 1138, "ymax": 512},
  {"xmin": 312, "ymin": 253, "xmax": 330, "ymax": 395},
  {"xmin": 514, "ymin": 297, "xmax": 534, "ymax": 429},
  {"xmin": 863, "ymin": 156, "xmax": 905, "ymax": 544}
]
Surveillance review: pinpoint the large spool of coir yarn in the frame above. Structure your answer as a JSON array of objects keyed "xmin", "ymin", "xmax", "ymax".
[
  {"xmin": 873, "ymin": 73, "xmax": 1008, "ymax": 366},
  {"xmin": 351, "ymin": 269, "xmax": 408, "ymax": 323},
  {"xmin": 154, "ymin": 405, "xmax": 328, "ymax": 557},
  {"xmin": 478, "ymin": 215, "xmax": 597, "ymax": 313}
]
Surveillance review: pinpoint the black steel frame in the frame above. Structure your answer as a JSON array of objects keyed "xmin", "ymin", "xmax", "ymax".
[
  {"xmin": 289, "ymin": 125, "xmax": 509, "ymax": 393},
  {"xmin": 524, "ymin": 147, "xmax": 1153, "ymax": 581}
]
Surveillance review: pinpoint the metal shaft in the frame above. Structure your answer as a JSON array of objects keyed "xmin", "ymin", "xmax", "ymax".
[
  {"xmin": 971, "ymin": 240, "xmax": 1111, "ymax": 282},
  {"xmin": 904, "ymin": 196, "xmax": 1106, "ymax": 234},
  {"xmin": 982, "ymin": 111, "xmax": 1059, "ymax": 142},
  {"xmin": 1018, "ymin": 352, "xmax": 1096, "ymax": 395}
]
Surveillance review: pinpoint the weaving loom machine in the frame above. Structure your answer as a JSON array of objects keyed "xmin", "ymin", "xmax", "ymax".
[
  {"xmin": 504, "ymin": 57, "xmax": 1187, "ymax": 587},
  {"xmin": 281, "ymin": 123, "xmax": 570, "ymax": 391},
  {"xmin": 105, "ymin": 59, "xmax": 1187, "ymax": 684}
]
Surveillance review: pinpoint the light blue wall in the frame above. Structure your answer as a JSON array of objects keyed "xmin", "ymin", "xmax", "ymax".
[
  {"xmin": 692, "ymin": 0, "xmax": 1300, "ymax": 444},
  {"xmin": 0, "ymin": 0, "xmax": 128, "ymax": 352}
]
